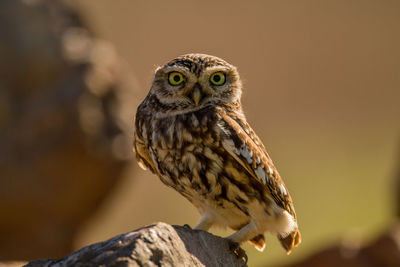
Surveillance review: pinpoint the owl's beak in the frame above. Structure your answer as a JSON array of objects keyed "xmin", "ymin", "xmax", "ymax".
[{"xmin": 191, "ymin": 85, "xmax": 202, "ymax": 106}]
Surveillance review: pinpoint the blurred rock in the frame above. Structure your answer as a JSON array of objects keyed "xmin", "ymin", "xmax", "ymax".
[
  {"xmin": 25, "ymin": 222, "xmax": 247, "ymax": 267},
  {"xmin": 0, "ymin": 0, "xmax": 138, "ymax": 260},
  {"xmin": 286, "ymin": 222, "xmax": 400, "ymax": 267}
]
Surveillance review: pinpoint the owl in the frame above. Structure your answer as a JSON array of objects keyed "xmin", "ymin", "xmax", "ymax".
[{"xmin": 133, "ymin": 54, "xmax": 301, "ymax": 256}]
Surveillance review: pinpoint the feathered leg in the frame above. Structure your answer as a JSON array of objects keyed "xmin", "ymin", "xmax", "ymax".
[
  {"xmin": 227, "ymin": 220, "xmax": 259, "ymax": 244},
  {"xmin": 194, "ymin": 214, "xmax": 213, "ymax": 231}
]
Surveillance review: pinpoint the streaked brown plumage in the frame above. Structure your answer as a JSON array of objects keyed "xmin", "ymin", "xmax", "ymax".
[{"xmin": 133, "ymin": 53, "xmax": 301, "ymax": 254}]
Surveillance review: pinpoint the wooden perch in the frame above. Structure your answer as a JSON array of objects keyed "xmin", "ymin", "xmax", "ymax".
[{"xmin": 25, "ymin": 222, "xmax": 247, "ymax": 267}]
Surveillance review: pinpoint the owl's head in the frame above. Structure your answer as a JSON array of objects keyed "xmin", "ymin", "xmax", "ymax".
[{"xmin": 150, "ymin": 54, "xmax": 242, "ymax": 112}]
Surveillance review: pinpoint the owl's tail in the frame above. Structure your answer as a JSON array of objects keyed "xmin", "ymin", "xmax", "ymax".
[
  {"xmin": 248, "ymin": 234, "xmax": 266, "ymax": 251},
  {"xmin": 278, "ymin": 229, "xmax": 301, "ymax": 254}
]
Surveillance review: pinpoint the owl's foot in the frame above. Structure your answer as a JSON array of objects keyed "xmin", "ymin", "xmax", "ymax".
[
  {"xmin": 228, "ymin": 240, "xmax": 248, "ymax": 263},
  {"xmin": 183, "ymin": 224, "xmax": 192, "ymax": 229}
]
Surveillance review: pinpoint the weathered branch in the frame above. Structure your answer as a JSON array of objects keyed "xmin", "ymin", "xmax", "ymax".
[{"xmin": 25, "ymin": 222, "xmax": 247, "ymax": 267}]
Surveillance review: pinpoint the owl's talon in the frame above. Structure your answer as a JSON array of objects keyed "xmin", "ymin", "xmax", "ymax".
[
  {"xmin": 228, "ymin": 241, "xmax": 248, "ymax": 263},
  {"xmin": 183, "ymin": 224, "xmax": 192, "ymax": 229}
]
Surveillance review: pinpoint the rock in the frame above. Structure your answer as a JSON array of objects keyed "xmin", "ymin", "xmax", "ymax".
[{"xmin": 25, "ymin": 222, "xmax": 247, "ymax": 267}]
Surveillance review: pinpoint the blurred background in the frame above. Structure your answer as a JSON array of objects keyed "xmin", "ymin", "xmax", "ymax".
[{"xmin": 1, "ymin": 0, "xmax": 399, "ymax": 266}]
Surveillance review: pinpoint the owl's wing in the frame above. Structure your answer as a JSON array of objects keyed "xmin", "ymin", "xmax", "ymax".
[
  {"xmin": 218, "ymin": 110, "xmax": 297, "ymax": 219},
  {"xmin": 133, "ymin": 117, "xmax": 157, "ymax": 174}
]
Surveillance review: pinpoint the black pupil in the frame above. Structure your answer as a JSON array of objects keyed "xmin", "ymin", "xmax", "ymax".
[
  {"xmin": 173, "ymin": 75, "xmax": 181, "ymax": 82},
  {"xmin": 213, "ymin": 74, "xmax": 221, "ymax": 82}
]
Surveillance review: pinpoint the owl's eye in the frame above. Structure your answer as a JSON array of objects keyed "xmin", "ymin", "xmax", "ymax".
[
  {"xmin": 210, "ymin": 72, "xmax": 226, "ymax": 86},
  {"xmin": 168, "ymin": 72, "xmax": 184, "ymax": 86}
]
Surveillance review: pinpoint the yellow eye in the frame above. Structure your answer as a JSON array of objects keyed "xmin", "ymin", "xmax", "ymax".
[
  {"xmin": 168, "ymin": 72, "xmax": 184, "ymax": 86},
  {"xmin": 210, "ymin": 72, "xmax": 226, "ymax": 86}
]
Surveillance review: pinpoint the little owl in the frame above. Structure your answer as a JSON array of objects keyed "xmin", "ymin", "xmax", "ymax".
[{"xmin": 133, "ymin": 54, "xmax": 301, "ymax": 256}]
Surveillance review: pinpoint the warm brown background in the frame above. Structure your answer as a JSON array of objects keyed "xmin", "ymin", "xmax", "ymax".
[
  {"xmin": 1, "ymin": 0, "xmax": 398, "ymax": 266},
  {"xmin": 72, "ymin": 1, "xmax": 400, "ymax": 266}
]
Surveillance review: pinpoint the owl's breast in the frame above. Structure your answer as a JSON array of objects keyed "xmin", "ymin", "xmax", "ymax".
[
  {"xmin": 144, "ymin": 108, "xmax": 269, "ymax": 227},
  {"xmin": 147, "ymin": 109, "xmax": 224, "ymax": 195}
]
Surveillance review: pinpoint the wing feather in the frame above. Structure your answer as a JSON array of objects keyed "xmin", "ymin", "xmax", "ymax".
[
  {"xmin": 217, "ymin": 109, "xmax": 297, "ymax": 218},
  {"xmin": 133, "ymin": 114, "xmax": 157, "ymax": 173}
]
